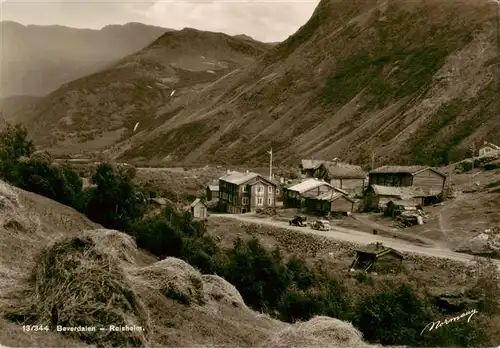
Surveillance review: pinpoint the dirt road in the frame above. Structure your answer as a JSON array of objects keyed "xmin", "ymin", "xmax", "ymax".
[{"xmin": 210, "ymin": 214, "xmax": 500, "ymax": 267}]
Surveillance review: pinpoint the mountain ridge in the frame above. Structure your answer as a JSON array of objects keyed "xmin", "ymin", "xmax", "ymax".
[
  {"xmin": 7, "ymin": 0, "xmax": 500, "ymax": 167},
  {"xmin": 1, "ymin": 21, "xmax": 172, "ymax": 97},
  {"xmin": 119, "ymin": 0, "xmax": 500, "ymax": 167},
  {"xmin": 6, "ymin": 28, "xmax": 272, "ymax": 155}
]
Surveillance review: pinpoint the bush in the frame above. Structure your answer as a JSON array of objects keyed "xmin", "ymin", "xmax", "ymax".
[
  {"xmin": 353, "ymin": 285, "xmax": 431, "ymax": 345},
  {"xmin": 286, "ymin": 257, "xmax": 318, "ymax": 290},
  {"xmin": 278, "ymin": 288, "xmax": 326, "ymax": 322},
  {"xmin": 220, "ymin": 238, "xmax": 291, "ymax": 311},
  {"xmin": 132, "ymin": 217, "xmax": 184, "ymax": 258}
]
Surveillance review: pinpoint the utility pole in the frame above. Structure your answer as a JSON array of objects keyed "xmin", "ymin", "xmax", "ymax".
[
  {"xmin": 470, "ymin": 142, "xmax": 476, "ymax": 188},
  {"xmin": 267, "ymin": 148, "xmax": 273, "ymax": 180}
]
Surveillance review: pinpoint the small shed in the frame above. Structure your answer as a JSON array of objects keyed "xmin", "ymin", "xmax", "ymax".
[
  {"xmin": 350, "ymin": 242, "xmax": 403, "ymax": 273},
  {"xmin": 206, "ymin": 184, "xmax": 219, "ymax": 201},
  {"xmin": 190, "ymin": 198, "xmax": 208, "ymax": 219},
  {"xmin": 385, "ymin": 200, "xmax": 422, "ymax": 217}
]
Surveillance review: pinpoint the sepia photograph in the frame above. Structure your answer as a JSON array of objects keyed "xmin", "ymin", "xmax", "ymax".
[{"xmin": 1, "ymin": 0, "xmax": 500, "ymax": 347}]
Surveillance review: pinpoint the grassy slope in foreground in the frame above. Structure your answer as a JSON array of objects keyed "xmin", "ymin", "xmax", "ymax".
[{"xmin": 0, "ymin": 179, "xmax": 370, "ymax": 348}]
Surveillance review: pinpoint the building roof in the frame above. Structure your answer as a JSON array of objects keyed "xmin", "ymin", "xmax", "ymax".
[
  {"xmin": 219, "ymin": 171, "xmax": 259, "ymax": 185},
  {"xmin": 370, "ymin": 185, "xmax": 427, "ymax": 198},
  {"xmin": 311, "ymin": 191, "xmax": 354, "ymax": 202},
  {"xmin": 286, "ymin": 178, "xmax": 332, "ymax": 194},
  {"xmin": 321, "ymin": 162, "xmax": 366, "ymax": 179},
  {"xmin": 370, "ymin": 165, "xmax": 428, "ymax": 174},
  {"xmin": 300, "ymin": 159, "xmax": 325, "ymax": 170},
  {"xmin": 356, "ymin": 243, "xmax": 404, "ymax": 258},
  {"xmin": 370, "ymin": 165, "xmax": 446, "ymax": 178},
  {"xmin": 219, "ymin": 171, "xmax": 276, "ymax": 186},
  {"xmin": 207, "ymin": 185, "xmax": 219, "ymax": 191},
  {"xmin": 190, "ymin": 198, "xmax": 207, "ymax": 208}
]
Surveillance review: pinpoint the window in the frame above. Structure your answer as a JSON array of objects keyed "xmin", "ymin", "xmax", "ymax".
[
  {"xmin": 242, "ymin": 197, "xmax": 248, "ymax": 205},
  {"xmin": 257, "ymin": 185, "xmax": 263, "ymax": 193},
  {"xmin": 257, "ymin": 197, "xmax": 263, "ymax": 206},
  {"xmin": 242, "ymin": 185, "xmax": 247, "ymax": 192},
  {"xmin": 268, "ymin": 186, "xmax": 273, "ymax": 193},
  {"xmin": 268, "ymin": 198, "xmax": 272, "ymax": 205},
  {"xmin": 276, "ymin": 188, "xmax": 280, "ymax": 195}
]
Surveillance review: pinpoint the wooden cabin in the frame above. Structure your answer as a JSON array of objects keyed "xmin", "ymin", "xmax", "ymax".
[
  {"xmin": 368, "ymin": 166, "xmax": 446, "ymax": 205},
  {"xmin": 305, "ymin": 191, "xmax": 355, "ymax": 215},
  {"xmin": 313, "ymin": 161, "xmax": 367, "ymax": 196},
  {"xmin": 284, "ymin": 178, "xmax": 337, "ymax": 209},
  {"xmin": 364, "ymin": 184, "xmax": 426, "ymax": 211},
  {"xmin": 351, "ymin": 243, "xmax": 403, "ymax": 273}
]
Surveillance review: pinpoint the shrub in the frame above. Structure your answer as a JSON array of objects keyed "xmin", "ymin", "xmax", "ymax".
[
  {"xmin": 220, "ymin": 238, "xmax": 291, "ymax": 311},
  {"xmin": 286, "ymin": 257, "xmax": 318, "ymax": 290},
  {"xmin": 278, "ymin": 288, "xmax": 326, "ymax": 322},
  {"xmin": 132, "ymin": 217, "xmax": 184, "ymax": 258},
  {"xmin": 3, "ymin": 159, "xmax": 83, "ymax": 208},
  {"xmin": 353, "ymin": 285, "xmax": 431, "ymax": 345}
]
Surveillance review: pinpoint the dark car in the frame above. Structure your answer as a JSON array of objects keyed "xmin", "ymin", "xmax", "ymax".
[{"xmin": 289, "ymin": 215, "xmax": 307, "ymax": 227}]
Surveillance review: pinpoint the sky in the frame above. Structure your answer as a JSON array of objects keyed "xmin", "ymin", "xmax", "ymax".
[{"xmin": 0, "ymin": 0, "xmax": 319, "ymax": 42}]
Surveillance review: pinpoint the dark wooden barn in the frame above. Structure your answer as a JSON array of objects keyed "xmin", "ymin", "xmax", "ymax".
[{"xmin": 350, "ymin": 243, "xmax": 403, "ymax": 273}]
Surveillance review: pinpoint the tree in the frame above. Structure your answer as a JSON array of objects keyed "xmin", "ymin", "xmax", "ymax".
[
  {"xmin": 0, "ymin": 123, "xmax": 35, "ymax": 162},
  {"xmin": 84, "ymin": 163, "xmax": 146, "ymax": 231}
]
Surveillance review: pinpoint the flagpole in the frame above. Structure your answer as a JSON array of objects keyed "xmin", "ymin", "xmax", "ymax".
[{"xmin": 267, "ymin": 148, "xmax": 273, "ymax": 180}]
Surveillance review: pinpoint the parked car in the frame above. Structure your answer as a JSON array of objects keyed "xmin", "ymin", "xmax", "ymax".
[
  {"xmin": 289, "ymin": 215, "xmax": 307, "ymax": 227},
  {"xmin": 311, "ymin": 219, "xmax": 331, "ymax": 231}
]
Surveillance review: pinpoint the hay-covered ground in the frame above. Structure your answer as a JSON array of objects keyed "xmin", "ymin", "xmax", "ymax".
[{"xmin": 0, "ymin": 179, "xmax": 372, "ymax": 348}]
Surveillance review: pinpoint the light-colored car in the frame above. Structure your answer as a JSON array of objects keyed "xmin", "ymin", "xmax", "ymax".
[{"xmin": 311, "ymin": 219, "xmax": 331, "ymax": 231}]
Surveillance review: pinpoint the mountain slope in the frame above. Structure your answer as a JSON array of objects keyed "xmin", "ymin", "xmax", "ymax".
[
  {"xmin": 118, "ymin": 0, "xmax": 500, "ymax": 167},
  {"xmin": 12, "ymin": 28, "xmax": 271, "ymax": 154},
  {"xmin": 0, "ymin": 96, "xmax": 41, "ymax": 123},
  {"xmin": 1, "ymin": 21, "xmax": 171, "ymax": 97}
]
